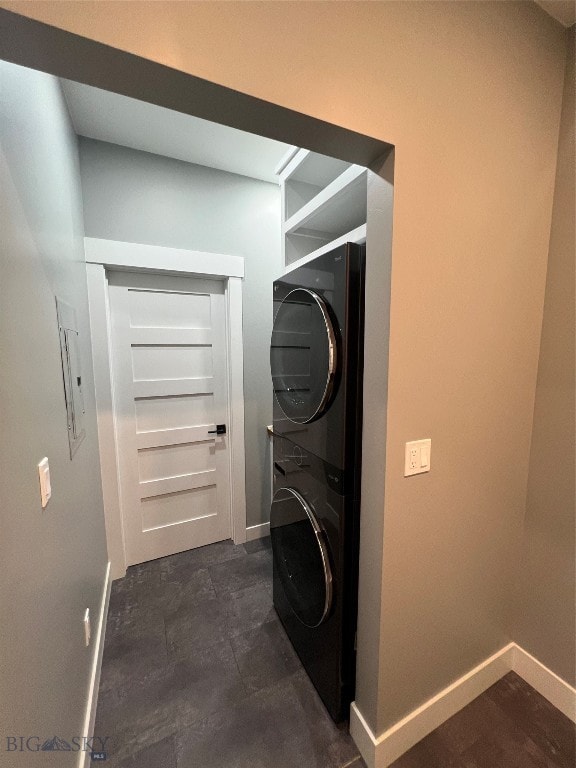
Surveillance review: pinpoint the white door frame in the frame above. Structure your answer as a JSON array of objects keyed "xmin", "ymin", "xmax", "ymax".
[{"xmin": 85, "ymin": 237, "xmax": 247, "ymax": 579}]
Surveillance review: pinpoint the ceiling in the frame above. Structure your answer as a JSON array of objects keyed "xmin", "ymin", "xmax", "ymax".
[
  {"xmin": 60, "ymin": 79, "xmax": 292, "ymax": 184},
  {"xmin": 534, "ymin": 0, "xmax": 576, "ymax": 26}
]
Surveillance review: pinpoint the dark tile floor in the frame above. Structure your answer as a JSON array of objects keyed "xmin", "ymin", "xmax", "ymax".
[
  {"xmin": 96, "ymin": 539, "xmax": 575, "ymax": 768},
  {"xmin": 390, "ymin": 672, "xmax": 576, "ymax": 768},
  {"xmin": 95, "ymin": 538, "xmax": 364, "ymax": 768}
]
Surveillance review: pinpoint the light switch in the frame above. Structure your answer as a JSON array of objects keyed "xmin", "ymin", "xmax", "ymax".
[
  {"xmin": 404, "ymin": 439, "xmax": 431, "ymax": 477},
  {"xmin": 38, "ymin": 457, "xmax": 51, "ymax": 508},
  {"xmin": 421, "ymin": 445, "xmax": 429, "ymax": 468},
  {"xmin": 84, "ymin": 608, "xmax": 91, "ymax": 647}
]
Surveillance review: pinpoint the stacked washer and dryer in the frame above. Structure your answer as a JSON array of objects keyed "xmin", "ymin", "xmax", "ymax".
[{"xmin": 269, "ymin": 242, "xmax": 365, "ymax": 723}]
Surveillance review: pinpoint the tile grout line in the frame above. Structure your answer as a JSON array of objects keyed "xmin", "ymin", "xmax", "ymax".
[{"xmin": 228, "ymin": 634, "xmax": 252, "ymax": 699}]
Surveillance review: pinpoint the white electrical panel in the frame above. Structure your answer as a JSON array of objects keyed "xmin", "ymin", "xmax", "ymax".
[{"xmin": 56, "ymin": 298, "xmax": 86, "ymax": 458}]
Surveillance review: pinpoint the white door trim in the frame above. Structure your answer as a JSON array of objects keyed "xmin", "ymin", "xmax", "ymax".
[
  {"xmin": 86, "ymin": 238, "xmax": 247, "ymax": 579},
  {"xmin": 85, "ymin": 237, "xmax": 245, "ymax": 279},
  {"xmin": 226, "ymin": 276, "xmax": 247, "ymax": 545},
  {"xmin": 86, "ymin": 263, "xmax": 127, "ymax": 579}
]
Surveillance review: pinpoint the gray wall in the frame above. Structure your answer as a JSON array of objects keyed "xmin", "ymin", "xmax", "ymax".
[
  {"xmin": 78, "ymin": 138, "xmax": 281, "ymax": 527},
  {"xmin": 0, "ymin": 62, "xmax": 108, "ymax": 764},
  {"xmin": 515, "ymin": 27, "xmax": 575, "ymax": 687}
]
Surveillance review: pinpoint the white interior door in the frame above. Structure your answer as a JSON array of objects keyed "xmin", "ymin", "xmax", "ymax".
[{"xmin": 108, "ymin": 271, "xmax": 231, "ymax": 566}]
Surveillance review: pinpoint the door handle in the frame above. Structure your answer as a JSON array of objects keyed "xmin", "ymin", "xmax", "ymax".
[{"xmin": 208, "ymin": 424, "xmax": 227, "ymax": 435}]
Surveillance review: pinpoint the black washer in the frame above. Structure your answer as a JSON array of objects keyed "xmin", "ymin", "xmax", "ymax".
[{"xmin": 270, "ymin": 486, "xmax": 333, "ymax": 628}]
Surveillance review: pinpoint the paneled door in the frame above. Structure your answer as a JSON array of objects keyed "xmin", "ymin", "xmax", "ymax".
[{"xmin": 108, "ymin": 271, "xmax": 231, "ymax": 566}]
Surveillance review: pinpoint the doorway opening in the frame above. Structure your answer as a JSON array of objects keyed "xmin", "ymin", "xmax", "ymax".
[{"xmin": 0, "ymin": 9, "xmax": 395, "ymax": 766}]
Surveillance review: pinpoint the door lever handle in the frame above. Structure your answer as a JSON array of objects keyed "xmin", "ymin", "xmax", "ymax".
[{"xmin": 208, "ymin": 424, "xmax": 227, "ymax": 435}]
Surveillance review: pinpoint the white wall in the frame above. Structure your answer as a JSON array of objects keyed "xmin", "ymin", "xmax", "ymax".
[
  {"xmin": 0, "ymin": 61, "xmax": 108, "ymax": 765},
  {"xmin": 78, "ymin": 137, "xmax": 281, "ymax": 528}
]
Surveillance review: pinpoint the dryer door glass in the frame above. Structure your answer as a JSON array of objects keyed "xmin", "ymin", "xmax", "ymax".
[
  {"xmin": 270, "ymin": 288, "xmax": 338, "ymax": 424},
  {"xmin": 270, "ymin": 486, "xmax": 333, "ymax": 627}
]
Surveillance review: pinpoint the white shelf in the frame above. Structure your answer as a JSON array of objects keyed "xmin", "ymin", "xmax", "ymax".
[
  {"xmin": 278, "ymin": 147, "xmax": 368, "ymax": 270},
  {"xmin": 283, "ymin": 224, "xmax": 367, "ymax": 275},
  {"xmin": 281, "ymin": 149, "xmax": 353, "ymax": 220},
  {"xmin": 284, "ymin": 164, "xmax": 366, "ymax": 235},
  {"xmin": 274, "ymin": 145, "xmax": 299, "ymax": 177},
  {"xmin": 280, "ymin": 148, "xmax": 352, "ymax": 185}
]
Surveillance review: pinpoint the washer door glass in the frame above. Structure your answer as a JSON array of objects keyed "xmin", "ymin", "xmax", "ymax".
[
  {"xmin": 270, "ymin": 288, "xmax": 337, "ymax": 424},
  {"xmin": 270, "ymin": 486, "xmax": 333, "ymax": 627}
]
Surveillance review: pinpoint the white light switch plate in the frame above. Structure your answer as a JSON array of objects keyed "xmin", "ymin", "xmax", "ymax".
[
  {"xmin": 404, "ymin": 439, "xmax": 431, "ymax": 477},
  {"xmin": 38, "ymin": 457, "xmax": 51, "ymax": 508},
  {"xmin": 84, "ymin": 609, "xmax": 91, "ymax": 647}
]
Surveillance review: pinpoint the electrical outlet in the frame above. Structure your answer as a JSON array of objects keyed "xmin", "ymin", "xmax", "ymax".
[
  {"xmin": 38, "ymin": 457, "xmax": 51, "ymax": 508},
  {"xmin": 83, "ymin": 609, "xmax": 91, "ymax": 647},
  {"xmin": 404, "ymin": 439, "xmax": 431, "ymax": 477}
]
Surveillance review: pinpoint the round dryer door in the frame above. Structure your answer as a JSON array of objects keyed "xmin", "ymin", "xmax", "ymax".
[
  {"xmin": 270, "ymin": 288, "xmax": 338, "ymax": 424},
  {"xmin": 270, "ymin": 487, "xmax": 333, "ymax": 627}
]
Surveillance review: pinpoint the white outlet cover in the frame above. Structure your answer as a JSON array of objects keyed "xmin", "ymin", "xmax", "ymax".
[
  {"xmin": 83, "ymin": 608, "xmax": 91, "ymax": 647},
  {"xmin": 38, "ymin": 457, "xmax": 51, "ymax": 508},
  {"xmin": 404, "ymin": 439, "xmax": 431, "ymax": 477}
]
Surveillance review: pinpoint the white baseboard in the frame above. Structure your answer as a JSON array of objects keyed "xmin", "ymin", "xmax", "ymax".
[
  {"xmin": 245, "ymin": 522, "xmax": 270, "ymax": 542},
  {"xmin": 351, "ymin": 644, "xmax": 516, "ymax": 768},
  {"xmin": 350, "ymin": 642, "xmax": 576, "ymax": 768},
  {"xmin": 78, "ymin": 561, "xmax": 111, "ymax": 768},
  {"xmin": 512, "ymin": 645, "xmax": 576, "ymax": 722},
  {"xmin": 349, "ymin": 701, "xmax": 382, "ymax": 768}
]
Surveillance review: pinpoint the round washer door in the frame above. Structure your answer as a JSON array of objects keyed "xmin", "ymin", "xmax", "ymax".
[
  {"xmin": 270, "ymin": 486, "xmax": 333, "ymax": 628},
  {"xmin": 270, "ymin": 288, "xmax": 338, "ymax": 424}
]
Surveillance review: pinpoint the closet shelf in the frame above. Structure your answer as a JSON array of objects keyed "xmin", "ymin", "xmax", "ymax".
[
  {"xmin": 278, "ymin": 147, "xmax": 368, "ymax": 272},
  {"xmin": 283, "ymin": 165, "xmax": 367, "ymax": 237},
  {"xmin": 283, "ymin": 224, "xmax": 367, "ymax": 274}
]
